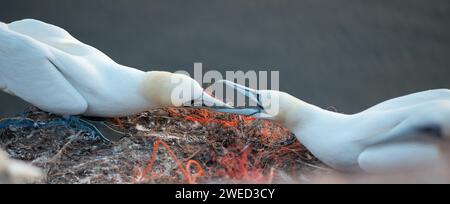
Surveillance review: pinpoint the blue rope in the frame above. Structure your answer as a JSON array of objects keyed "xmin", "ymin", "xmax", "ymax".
[
  {"xmin": 0, "ymin": 116, "xmax": 100, "ymax": 139},
  {"xmin": 0, "ymin": 118, "xmax": 36, "ymax": 129}
]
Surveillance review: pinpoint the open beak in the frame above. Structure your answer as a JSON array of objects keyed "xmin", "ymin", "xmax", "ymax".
[{"xmin": 204, "ymin": 80, "xmax": 268, "ymax": 117}]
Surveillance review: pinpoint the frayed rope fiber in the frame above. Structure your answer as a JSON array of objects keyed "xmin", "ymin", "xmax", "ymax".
[{"xmin": 0, "ymin": 116, "xmax": 98, "ymax": 136}]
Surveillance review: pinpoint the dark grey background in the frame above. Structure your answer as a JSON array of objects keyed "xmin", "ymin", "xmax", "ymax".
[{"xmin": 1, "ymin": 0, "xmax": 450, "ymax": 116}]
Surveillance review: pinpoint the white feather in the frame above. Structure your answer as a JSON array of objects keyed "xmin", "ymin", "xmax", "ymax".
[
  {"xmin": 213, "ymin": 80, "xmax": 450, "ymax": 173},
  {"xmin": 0, "ymin": 22, "xmax": 88, "ymax": 115},
  {"xmin": 358, "ymin": 141, "xmax": 441, "ymax": 173},
  {"xmin": 364, "ymin": 89, "xmax": 450, "ymax": 112},
  {"xmin": 1, "ymin": 19, "xmax": 227, "ymax": 117},
  {"xmin": 0, "ymin": 19, "xmax": 145, "ymax": 116},
  {"xmin": 296, "ymin": 97, "xmax": 450, "ymax": 172}
]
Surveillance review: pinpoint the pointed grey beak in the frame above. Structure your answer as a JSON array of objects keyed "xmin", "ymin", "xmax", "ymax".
[
  {"xmin": 188, "ymin": 92, "xmax": 231, "ymax": 108},
  {"xmin": 218, "ymin": 80, "xmax": 262, "ymax": 107},
  {"xmin": 205, "ymin": 80, "xmax": 266, "ymax": 117}
]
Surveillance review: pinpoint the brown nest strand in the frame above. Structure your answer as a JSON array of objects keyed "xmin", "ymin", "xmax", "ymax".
[{"xmin": 0, "ymin": 107, "xmax": 331, "ymax": 184}]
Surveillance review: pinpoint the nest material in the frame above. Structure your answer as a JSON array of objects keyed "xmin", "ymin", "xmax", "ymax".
[{"xmin": 0, "ymin": 107, "xmax": 330, "ymax": 184}]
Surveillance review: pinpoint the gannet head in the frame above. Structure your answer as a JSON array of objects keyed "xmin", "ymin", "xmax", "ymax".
[
  {"xmin": 142, "ymin": 71, "xmax": 228, "ymax": 108},
  {"xmin": 250, "ymin": 90, "xmax": 299, "ymax": 122},
  {"xmin": 210, "ymin": 80, "xmax": 305, "ymax": 127}
]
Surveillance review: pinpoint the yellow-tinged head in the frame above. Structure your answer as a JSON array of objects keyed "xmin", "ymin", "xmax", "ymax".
[
  {"xmin": 210, "ymin": 80, "xmax": 319, "ymax": 129},
  {"xmin": 142, "ymin": 71, "xmax": 227, "ymax": 108}
]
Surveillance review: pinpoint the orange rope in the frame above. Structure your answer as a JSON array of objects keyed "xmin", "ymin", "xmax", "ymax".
[
  {"xmin": 186, "ymin": 160, "xmax": 206, "ymax": 184},
  {"xmin": 168, "ymin": 108, "xmax": 256, "ymax": 127},
  {"xmin": 137, "ymin": 139, "xmax": 205, "ymax": 184}
]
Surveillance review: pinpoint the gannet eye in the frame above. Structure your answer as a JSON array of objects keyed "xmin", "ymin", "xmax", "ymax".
[{"xmin": 418, "ymin": 125, "xmax": 443, "ymax": 139}]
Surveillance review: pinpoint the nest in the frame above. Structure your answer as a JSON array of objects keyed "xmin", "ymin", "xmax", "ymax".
[{"xmin": 0, "ymin": 107, "xmax": 331, "ymax": 184}]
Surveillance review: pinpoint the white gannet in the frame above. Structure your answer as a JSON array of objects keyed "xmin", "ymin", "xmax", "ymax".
[
  {"xmin": 0, "ymin": 149, "xmax": 42, "ymax": 183},
  {"xmin": 212, "ymin": 80, "xmax": 450, "ymax": 173},
  {"xmin": 0, "ymin": 19, "xmax": 226, "ymax": 118}
]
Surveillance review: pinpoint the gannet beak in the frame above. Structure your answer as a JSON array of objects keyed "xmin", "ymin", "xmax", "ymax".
[
  {"xmin": 199, "ymin": 92, "xmax": 232, "ymax": 108},
  {"xmin": 186, "ymin": 91, "xmax": 232, "ymax": 109},
  {"xmin": 219, "ymin": 80, "xmax": 263, "ymax": 108},
  {"xmin": 206, "ymin": 80, "xmax": 269, "ymax": 117}
]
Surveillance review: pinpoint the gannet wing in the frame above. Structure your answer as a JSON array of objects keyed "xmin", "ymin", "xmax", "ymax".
[
  {"xmin": 8, "ymin": 19, "xmax": 87, "ymax": 56},
  {"xmin": 8, "ymin": 19, "xmax": 117, "ymax": 87},
  {"xmin": 8, "ymin": 19, "xmax": 78, "ymax": 43},
  {"xmin": 363, "ymin": 89, "xmax": 450, "ymax": 113},
  {"xmin": 7, "ymin": 19, "xmax": 115, "ymax": 98},
  {"xmin": 363, "ymin": 102, "xmax": 449, "ymax": 147},
  {"xmin": 0, "ymin": 22, "xmax": 88, "ymax": 115},
  {"xmin": 8, "ymin": 19, "xmax": 114, "ymax": 62},
  {"xmin": 359, "ymin": 103, "xmax": 449, "ymax": 173},
  {"xmin": 358, "ymin": 141, "xmax": 441, "ymax": 173}
]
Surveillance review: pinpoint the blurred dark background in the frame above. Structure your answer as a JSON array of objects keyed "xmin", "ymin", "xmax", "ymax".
[{"xmin": 1, "ymin": 0, "xmax": 450, "ymax": 116}]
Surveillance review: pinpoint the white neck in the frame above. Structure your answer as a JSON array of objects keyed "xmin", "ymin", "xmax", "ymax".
[
  {"xmin": 85, "ymin": 64, "xmax": 156, "ymax": 117},
  {"xmin": 276, "ymin": 94, "xmax": 348, "ymax": 131}
]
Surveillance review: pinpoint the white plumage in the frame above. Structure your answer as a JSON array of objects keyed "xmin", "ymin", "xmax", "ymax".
[
  {"xmin": 0, "ymin": 19, "xmax": 225, "ymax": 117},
  {"xmin": 0, "ymin": 149, "xmax": 42, "ymax": 183},
  {"xmin": 214, "ymin": 80, "xmax": 450, "ymax": 173}
]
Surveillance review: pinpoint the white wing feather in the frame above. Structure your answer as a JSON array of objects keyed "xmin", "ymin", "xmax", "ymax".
[
  {"xmin": 358, "ymin": 141, "xmax": 441, "ymax": 173},
  {"xmin": 8, "ymin": 19, "xmax": 88, "ymax": 56},
  {"xmin": 8, "ymin": 19, "xmax": 115, "ymax": 62},
  {"xmin": 8, "ymin": 19, "xmax": 116, "ymax": 93},
  {"xmin": 0, "ymin": 22, "xmax": 88, "ymax": 115},
  {"xmin": 364, "ymin": 89, "xmax": 450, "ymax": 113}
]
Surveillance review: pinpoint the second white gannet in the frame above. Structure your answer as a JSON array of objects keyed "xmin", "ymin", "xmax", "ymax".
[
  {"xmin": 0, "ymin": 19, "xmax": 226, "ymax": 117},
  {"xmin": 0, "ymin": 149, "xmax": 42, "ymax": 184},
  {"xmin": 213, "ymin": 80, "xmax": 450, "ymax": 173}
]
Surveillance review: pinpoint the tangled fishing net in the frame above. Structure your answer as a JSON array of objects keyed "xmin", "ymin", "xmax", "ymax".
[{"xmin": 0, "ymin": 107, "xmax": 330, "ymax": 184}]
